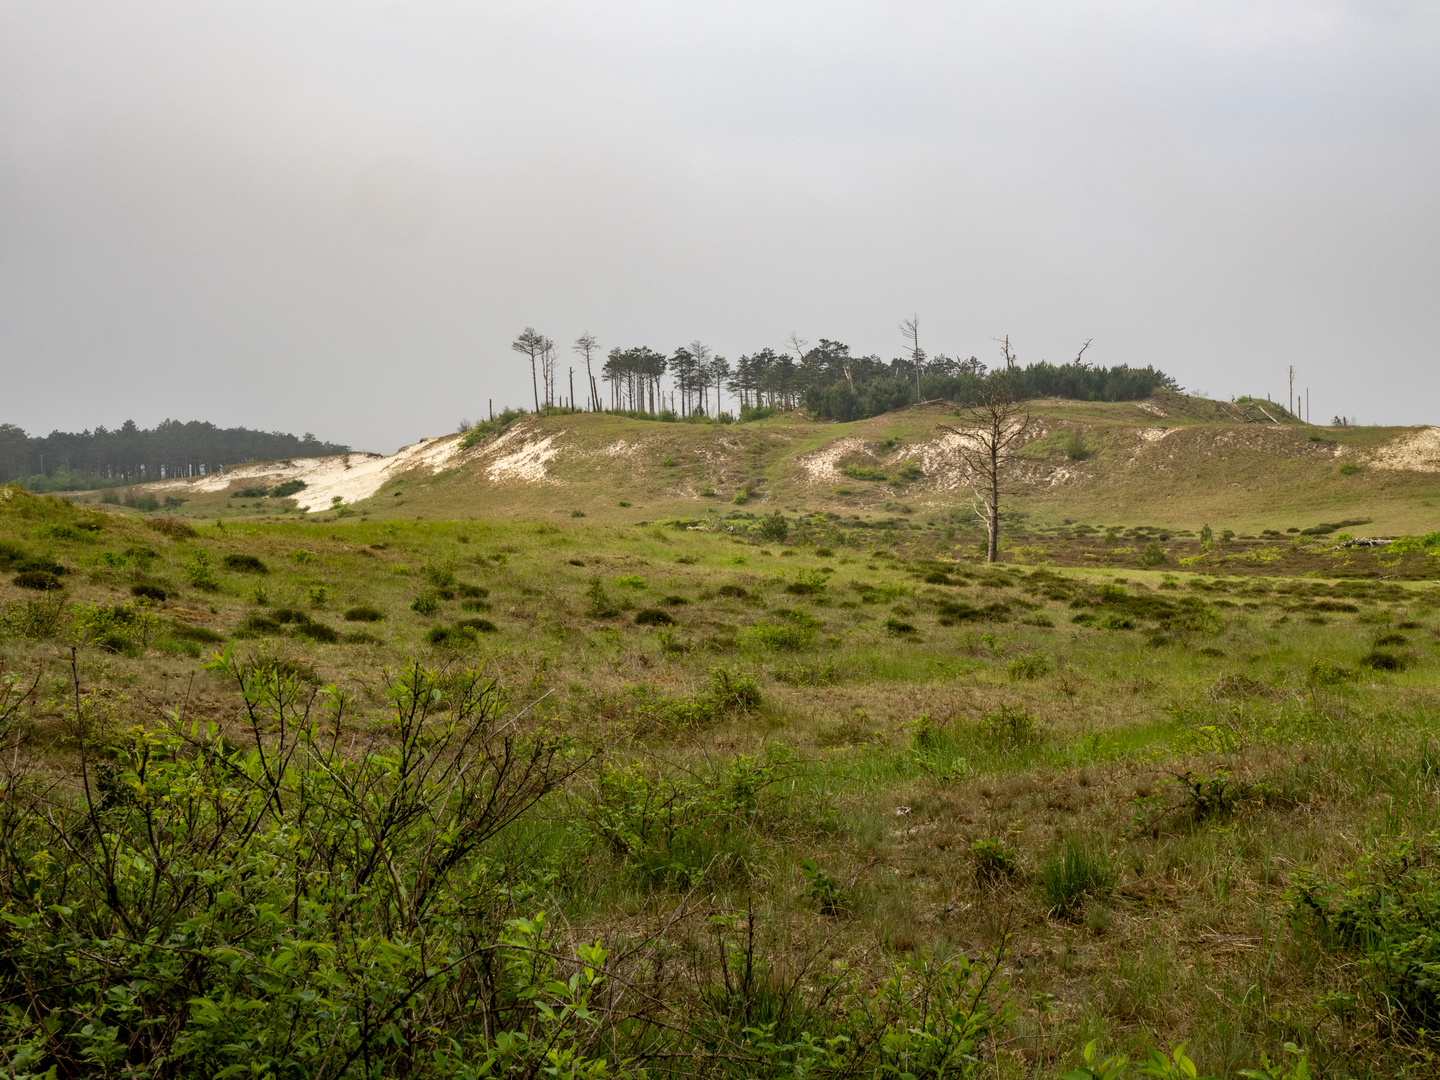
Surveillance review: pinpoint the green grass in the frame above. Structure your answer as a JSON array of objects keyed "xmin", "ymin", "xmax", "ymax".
[{"xmin": 4, "ymin": 480, "xmax": 1440, "ymax": 1076}]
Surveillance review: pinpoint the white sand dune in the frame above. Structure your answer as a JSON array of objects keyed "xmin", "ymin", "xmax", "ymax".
[{"xmin": 148, "ymin": 433, "xmax": 466, "ymax": 511}]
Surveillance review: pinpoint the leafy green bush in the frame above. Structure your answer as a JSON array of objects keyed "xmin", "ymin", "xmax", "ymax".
[
  {"xmin": 842, "ymin": 463, "xmax": 887, "ymax": 482},
  {"xmin": 585, "ymin": 577, "xmax": 619, "ymax": 618},
  {"xmin": 181, "ymin": 549, "xmax": 218, "ymax": 590},
  {"xmin": 756, "ymin": 511, "xmax": 789, "ymax": 542},
  {"xmin": 1140, "ymin": 541, "xmax": 1167, "ymax": 567},
  {"xmin": 269, "ymin": 479, "xmax": 307, "ymax": 498},
  {"xmin": 0, "ymin": 656, "xmax": 587, "ymax": 1078},
  {"xmin": 234, "ymin": 485, "xmax": 269, "ymax": 498},
  {"xmin": 738, "ymin": 614, "xmax": 817, "ymax": 652},
  {"xmin": 972, "ymin": 838, "xmax": 1020, "ymax": 885},
  {"xmin": 0, "ymin": 593, "xmax": 68, "ymax": 640},
  {"xmin": 457, "ymin": 406, "xmax": 528, "ymax": 448},
  {"xmin": 1007, "ymin": 653, "xmax": 1051, "ymax": 680},
  {"xmin": 37, "ymin": 523, "xmax": 96, "ymax": 542},
  {"xmin": 1064, "ymin": 431, "xmax": 1092, "ymax": 461},
  {"xmin": 590, "ymin": 751, "xmax": 779, "ymax": 886},
  {"xmin": 1292, "ymin": 835, "xmax": 1440, "ymax": 1034},
  {"xmin": 614, "ymin": 573, "xmax": 647, "ymax": 589},
  {"xmin": 896, "ymin": 460, "xmax": 923, "ymax": 480},
  {"xmin": 73, "ymin": 602, "xmax": 162, "ymax": 654},
  {"xmin": 343, "ymin": 604, "xmax": 384, "ymax": 622},
  {"xmin": 411, "ymin": 590, "xmax": 441, "ymax": 616}
]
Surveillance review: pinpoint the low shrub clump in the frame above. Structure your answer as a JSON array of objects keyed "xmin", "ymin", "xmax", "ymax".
[
  {"xmin": 222, "ymin": 553, "xmax": 269, "ymax": 573},
  {"xmin": 242, "ymin": 607, "xmax": 339, "ymax": 643},
  {"xmin": 343, "ymin": 604, "xmax": 384, "ymax": 622}
]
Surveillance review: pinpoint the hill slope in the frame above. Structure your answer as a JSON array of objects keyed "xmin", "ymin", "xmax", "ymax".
[{"xmin": 71, "ymin": 391, "xmax": 1440, "ymax": 536}]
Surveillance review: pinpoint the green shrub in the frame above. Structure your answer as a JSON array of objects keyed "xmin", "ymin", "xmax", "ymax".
[
  {"xmin": 344, "ymin": 604, "xmax": 384, "ymax": 622},
  {"xmin": 842, "ymin": 463, "xmax": 887, "ymax": 482},
  {"xmin": 1040, "ymin": 838, "xmax": 1116, "ymax": 917},
  {"xmin": 896, "ymin": 460, "xmax": 923, "ymax": 480},
  {"xmin": 222, "ymin": 553, "xmax": 269, "ymax": 574},
  {"xmin": 234, "ymin": 486, "xmax": 269, "ymax": 498},
  {"xmin": 0, "ymin": 658, "xmax": 592, "ymax": 1078},
  {"xmin": 269, "ymin": 479, "xmax": 307, "ymax": 498},
  {"xmin": 457, "ymin": 583, "xmax": 488, "ymax": 599},
  {"xmin": 738, "ymin": 617, "xmax": 816, "ymax": 652},
  {"xmin": 1292, "ymin": 835, "xmax": 1440, "ymax": 1033},
  {"xmin": 586, "ymin": 578, "xmax": 619, "ymax": 618},
  {"xmin": 972, "ymin": 838, "xmax": 1020, "ymax": 885},
  {"xmin": 614, "ymin": 573, "xmax": 647, "ymax": 589},
  {"xmin": 11, "ymin": 570, "xmax": 62, "ymax": 591},
  {"xmin": 181, "ymin": 549, "xmax": 218, "ymax": 590},
  {"xmin": 1007, "ymin": 653, "xmax": 1050, "ymax": 680},
  {"xmin": 427, "ymin": 625, "xmax": 476, "ymax": 647},
  {"xmin": 1140, "ymin": 541, "xmax": 1167, "ymax": 567},
  {"xmin": 1064, "ymin": 431, "xmax": 1092, "ymax": 461},
  {"xmin": 456, "ymin": 617, "xmax": 498, "ymax": 633},
  {"xmin": 37, "ymin": 524, "xmax": 95, "ymax": 542},
  {"xmin": 0, "ymin": 594, "xmax": 68, "ymax": 640},
  {"xmin": 73, "ymin": 602, "xmax": 162, "ymax": 654},
  {"xmin": 634, "ymin": 607, "xmax": 676, "ymax": 626},
  {"xmin": 1361, "ymin": 650, "xmax": 1407, "ymax": 671},
  {"xmin": 411, "ymin": 591, "xmax": 441, "ymax": 616},
  {"xmin": 1338, "ymin": 462, "xmax": 1360, "ymax": 475},
  {"xmin": 756, "ymin": 511, "xmax": 789, "ymax": 542},
  {"xmin": 130, "ymin": 583, "xmax": 168, "ymax": 602}
]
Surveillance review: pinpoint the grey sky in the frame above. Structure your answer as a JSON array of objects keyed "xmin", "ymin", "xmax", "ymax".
[{"xmin": 2, "ymin": 1, "xmax": 1437, "ymax": 452}]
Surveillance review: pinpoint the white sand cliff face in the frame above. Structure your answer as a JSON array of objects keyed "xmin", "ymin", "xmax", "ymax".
[{"xmin": 148, "ymin": 433, "xmax": 466, "ymax": 511}]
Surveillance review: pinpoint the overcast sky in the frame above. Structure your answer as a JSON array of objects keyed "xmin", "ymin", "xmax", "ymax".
[{"xmin": 2, "ymin": 1, "xmax": 1437, "ymax": 452}]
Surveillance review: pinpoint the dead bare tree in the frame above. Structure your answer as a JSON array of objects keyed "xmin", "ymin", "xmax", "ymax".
[
  {"xmin": 573, "ymin": 333, "xmax": 600, "ymax": 411},
  {"xmin": 942, "ymin": 385, "xmax": 1038, "ymax": 563},
  {"xmin": 900, "ymin": 316, "xmax": 922, "ymax": 403}
]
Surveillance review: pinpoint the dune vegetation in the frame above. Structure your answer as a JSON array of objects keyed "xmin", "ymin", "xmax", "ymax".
[{"xmin": 3, "ymin": 464, "xmax": 1440, "ymax": 1078}]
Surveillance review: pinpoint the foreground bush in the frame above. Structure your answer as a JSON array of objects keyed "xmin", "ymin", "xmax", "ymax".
[{"xmin": 0, "ymin": 651, "xmax": 589, "ymax": 1079}]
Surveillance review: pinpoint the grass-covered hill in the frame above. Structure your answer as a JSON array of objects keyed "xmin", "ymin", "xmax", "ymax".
[
  {"xmin": 78, "ymin": 390, "xmax": 1440, "ymax": 541},
  {"xmin": 2, "ymin": 480, "xmax": 1440, "ymax": 1076}
]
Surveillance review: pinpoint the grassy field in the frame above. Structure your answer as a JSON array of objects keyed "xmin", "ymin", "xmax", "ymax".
[{"xmin": 4, "ymin": 480, "xmax": 1440, "ymax": 1078}]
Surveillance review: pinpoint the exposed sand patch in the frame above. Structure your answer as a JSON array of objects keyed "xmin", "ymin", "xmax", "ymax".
[
  {"xmin": 1136, "ymin": 427, "xmax": 1176, "ymax": 444},
  {"xmin": 486, "ymin": 434, "xmax": 560, "ymax": 483},
  {"xmin": 146, "ymin": 434, "xmax": 465, "ymax": 511},
  {"xmin": 1134, "ymin": 401, "xmax": 1168, "ymax": 418},
  {"xmin": 1370, "ymin": 427, "xmax": 1440, "ymax": 473},
  {"xmin": 797, "ymin": 437, "xmax": 868, "ymax": 483}
]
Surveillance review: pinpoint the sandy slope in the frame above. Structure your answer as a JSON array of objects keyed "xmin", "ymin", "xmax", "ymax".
[{"xmin": 148, "ymin": 434, "xmax": 466, "ymax": 511}]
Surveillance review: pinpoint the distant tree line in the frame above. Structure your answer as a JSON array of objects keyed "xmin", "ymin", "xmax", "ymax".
[
  {"xmin": 512, "ymin": 326, "xmax": 1179, "ymax": 423},
  {"xmin": 0, "ymin": 419, "xmax": 350, "ymax": 492}
]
